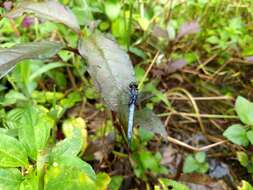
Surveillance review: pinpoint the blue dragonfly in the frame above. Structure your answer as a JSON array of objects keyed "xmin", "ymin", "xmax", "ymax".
[
  {"xmin": 118, "ymin": 82, "xmax": 155, "ymax": 145},
  {"xmin": 127, "ymin": 82, "xmax": 138, "ymax": 144}
]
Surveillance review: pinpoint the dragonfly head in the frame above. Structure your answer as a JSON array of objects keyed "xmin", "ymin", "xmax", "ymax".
[{"xmin": 129, "ymin": 82, "xmax": 138, "ymax": 90}]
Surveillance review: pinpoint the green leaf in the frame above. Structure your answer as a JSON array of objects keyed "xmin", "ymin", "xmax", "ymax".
[
  {"xmin": 45, "ymin": 158, "xmax": 98, "ymax": 190},
  {"xmin": 60, "ymin": 91, "xmax": 82, "ymax": 109},
  {"xmin": 0, "ymin": 133, "xmax": 28, "ymax": 167},
  {"xmin": 139, "ymin": 127, "xmax": 154, "ymax": 143},
  {"xmin": 111, "ymin": 17, "xmax": 126, "ymax": 39},
  {"xmin": 4, "ymin": 108, "xmax": 24, "ymax": 130},
  {"xmin": 223, "ymin": 124, "xmax": 249, "ymax": 146},
  {"xmin": 195, "ymin": 152, "xmax": 206, "ymax": 163},
  {"xmin": 0, "ymin": 168, "xmax": 23, "ymax": 190},
  {"xmin": 20, "ymin": 171, "xmax": 38, "ymax": 190},
  {"xmin": 206, "ymin": 36, "xmax": 220, "ymax": 44},
  {"xmin": 104, "ymin": 0, "xmax": 121, "ymax": 21},
  {"xmin": 53, "ymin": 155, "xmax": 96, "ymax": 181},
  {"xmin": 247, "ymin": 130, "xmax": 253, "ymax": 145},
  {"xmin": 7, "ymin": 1, "xmax": 80, "ymax": 32},
  {"xmin": 238, "ymin": 180, "xmax": 253, "ymax": 190},
  {"xmin": 45, "ymin": 167, "xmax": 96, "ymax": 190},
  {"xmin": 159, "ymin": 178, "xmax": 190, "ymax": 190},
  {"xmin": 237, "ymin": 151, "xmax": 248, "ymax": 167},
  {"xmin": 183, "ymin": 155, "xmax": 199, "ymax": 173},
  {"xmin": 197, "ymin": 162, "xmax": 209, "ymax": 173},
  {"xmin": 51, "ymin": 128, "xmax": 83, "ymax": 158},
  {"xmin": 139, "ymin": 150, "xmax": 160, "ymax": 173},
  {"xmin": 0, "ymin": 90, "xmax": 27, "ymax": 106},
  {"xmin": 108, "ymin": 176, "xmax": 123, "ymax": 190},
  {"xmin": 78, "ymin": 33, "xmax": 136, "ymax": 111},
  {"xmin": 183, "ymin": 153, "xmax": 208, "ymax": 174},
  {"xmin": 95, "ymin": 173, "xmax": 111, "ymax": 190},
  {"xmin": 29, "ymin": 62, "xmax": 68, "ymax": 81},
  {"xmin": 235, "ymin": 96, "xmax": 253, "ymax": 125},
  {"xmin": 31, "ymin": 91, "xmax": 64, "ymax": 104},
  {"xmin": 0, "ymin": 41, "xmax": 63, "ymax": 79},
  {"xmin": 62, "ymin": 117, "xmax": 87, "ymax": 152},
  {"xmin": 18, "ymin": 105, "xmax": 54, "ymax": 160}
]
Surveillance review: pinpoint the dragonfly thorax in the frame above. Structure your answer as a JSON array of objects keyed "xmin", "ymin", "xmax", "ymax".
[{"xmin": 128, "ymin": 82, "xmax": 138, "ymax": 106}]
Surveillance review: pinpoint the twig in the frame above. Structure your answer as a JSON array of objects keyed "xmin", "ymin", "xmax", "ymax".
[
  {"xmin": 138, "ymin": 51, "xmax": 160, "ymax": 91},
  {"xmin": 167, "ymin": 95, "xmax": 233, "ymax": 101},
  {"xmin": 159, "ymin": 111, "xmax": 238, "ymax": 119},
  {"xmin": 167, "ymin": 136, "xmax": 226, "ymax": 152},
  {"xmin": 167, "ymin": 88, "xmax": 206, "ymax": 134}
]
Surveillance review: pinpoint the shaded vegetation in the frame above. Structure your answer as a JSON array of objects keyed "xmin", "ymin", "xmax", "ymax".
[{"xmin": 1, "ymin": 0, "xmax": 253, "ymax": 189}]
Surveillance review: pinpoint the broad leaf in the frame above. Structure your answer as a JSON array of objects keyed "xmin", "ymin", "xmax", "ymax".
[
  {"xmin": 235, "ymin": 96, "xmax": 253, "ymax": 125},
  {"xmin": 18, "ymin": 105, "xmax": 54, "ymax": 160},
  {"xmin": 223, "ymin": 124, "xmax": 249, "ymax": 146},
  {"xmin": 53, "ymin": 155, "xmax": 96, "ymax": 181},
  {"xmin": 108, "ymin": 176, "xmax": 123, "ymax": 190},
  {"xmin": 177, "ymin": 20, "xmax": 200, "ymax": 39},
  {"xmin": 78, "ymin": 33, "xmax": 136, "ymax": 111},
  {"xmin": 62, "ymin": 117, "xmax": 87, "ymax": 152},
  {"xmin": 0, "ymin": 133, "xmax": 28, "ymax": 167},
  {"xmin": 104, "ymin": 0, "xmax": 121, "ymax": 21},
  {"xmin": 183, "ymin": 154, "xmax": 208, "ymax": 174},
  {"xmin": 20, "ymin": 171, "xmax": 38, "ymax": 190},
  {"xmin": 183, "ymin": 155, "xmax": 199, "ymax": 173},
  {"xmin": 238, "ymin": 180, "xmax": 253, "ymax": 190},
  {"xmin": 0, "ymin": 90, "xmax": 27, "ymax": 106},
  {"xmin": 0, "ymin": 41, "xmax": 63, "ymax": 79},
  {"xmin": 95, "ymin": 173, "xmax": 111, "ymax": 190},
  {"xmin": 29, "ymin": 62, "xmax": 68, "ymax": 81},
  {"xmin": 195, "ymin": 152, "xmax": 206, "ymax": 163},
  {"xmin": 0, "ymin": 168, "xmax": 23, "ymax": 190},
  {"xmin": 51, "ymin": 128, "xmax": 83, "ymax": 158},
  {"xmin": 45, "ymin": 167, "xmax": 96, "ymax": 190},
  {"xmin": 7, "ymin": 1, "xmax": 80, "ymax": 32},
  {"xmin": 247, "ymin": 130, "xmax": 253, "ymax": 145},
  {"xmin": 159, "ymin": 178, "xmax": 190, "ymax": 190},
  {"xmin": 237, "ymin": 151, "xmax": 248, "ymax": 167},
  {"xmin": 166, "ymin": 59, "xmax": 187, "ymax": 73},
  {"xmin": 46, "ymin": 154, "xmax": 105, "ymax": 190}
]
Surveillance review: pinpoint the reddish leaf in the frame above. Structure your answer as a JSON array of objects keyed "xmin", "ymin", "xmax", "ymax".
[
  {"xmin": 166, "ymin": 59, "xmax": 187, "ymax": 73},
  {"xmin": 0, "ymin": 41, "xmax": 63, "ymax": 79},
  {"xmin": 177, "ymin": 21, "xmax": 200, "ymax": 39},
  {"xmin": 3, "ymin": 1, "xmax": 12, "ymax": 11},
  {"xmin": 7, "ymin": 1, "xmax": 80, "ymax": 33}
]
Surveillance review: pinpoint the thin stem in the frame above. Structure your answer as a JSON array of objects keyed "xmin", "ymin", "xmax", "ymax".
[
  {"xmin": 159, "ymin": 111, "xmax": 239, "ymax": 119},
  {"xmin": 138, "ymin": 51, "xmax": 159, "ymax": 91}
]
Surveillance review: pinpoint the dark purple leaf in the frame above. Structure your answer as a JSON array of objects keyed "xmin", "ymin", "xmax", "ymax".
[
  {"xmin": 78, "ymin": 33, "xmax": 136, "ymax": 111},
  {"xmin": 7, "ymin": 1, "xmax": 80, "ymax": 33},
  {"xmin": 166, "ymin": 59, "xmax": 187, "ymax": 73},
  {"xmin": 177, "ymin": 21, "xmax": 200, "ymax": 39},
  {"xmin": 0, "ymin": 41, "xmax": 63, "ymax": 79},
  {"xmin": 3, "ymin": 1, "xmax": 12, "ymax": 11},
  {"xmin": 151, "ymin": 25, "xmax": 168, "ymax": 38}
]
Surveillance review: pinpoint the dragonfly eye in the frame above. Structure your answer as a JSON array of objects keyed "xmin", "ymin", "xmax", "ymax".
[{"xmin": 129, "ymin": 82, "xmax": 138, "ymax": 89}]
